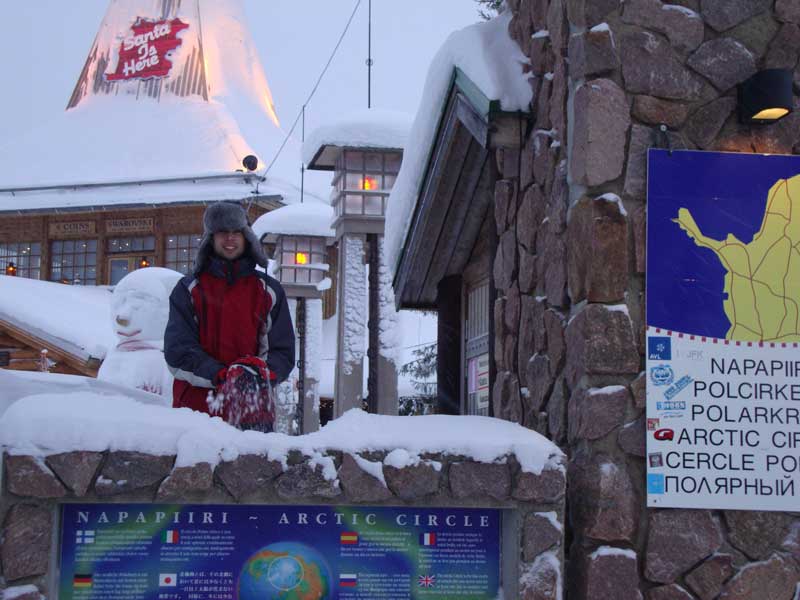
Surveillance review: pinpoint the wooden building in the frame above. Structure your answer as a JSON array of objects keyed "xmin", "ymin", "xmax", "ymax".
[
  {"xmin": 0, "ymin": 177, "xmax": 281, "ymax": 286},
  {"xmin": 0, "ymin": 317, "xmax": 100, "ymax": 376},
  {"xmin": 0, "ymin": 1, "xmax": 316, "ymax": 286},
  {"xmin": 391, "ymin": 67, "xmax": 525, "ymax": 417}
]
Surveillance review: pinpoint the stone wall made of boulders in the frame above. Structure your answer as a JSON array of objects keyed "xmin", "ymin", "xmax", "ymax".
[
  {"xmin": 0, "ymin": 449, "xmax": 566, "ymax": 599},
  {"xmin": 498, "ymin": 1, "xmax": 800, "ymax": 599}
]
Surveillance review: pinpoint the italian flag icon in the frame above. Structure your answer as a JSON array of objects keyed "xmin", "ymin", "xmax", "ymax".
[{"xmin": 162, "ymin": 530, "xmax": 179, "ymax": 544}]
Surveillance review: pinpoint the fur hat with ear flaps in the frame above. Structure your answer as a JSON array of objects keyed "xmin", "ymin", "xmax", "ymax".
[{"xmin": 193, "ymin": 202, "xmax": 269, "ymax": 274}]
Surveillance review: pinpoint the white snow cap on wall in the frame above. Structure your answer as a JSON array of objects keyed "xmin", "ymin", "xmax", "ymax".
[
  {"xmin": 384, "ymin": 12, "xmax": 532, "ymax": 275},
  {"xmin": 302, "ymin": 108, "xmax": 413, "ymax": 166},
  {"xmin": 0, "ymin": 0, "xmax": 322, "ymax": 205},
  {"xmin": 253, "ymin": 201, "xmax": 335, "ymax": 239},
  {"xmin": 0, "ymin": 386, "xmax": 564, "ymax": 475}
]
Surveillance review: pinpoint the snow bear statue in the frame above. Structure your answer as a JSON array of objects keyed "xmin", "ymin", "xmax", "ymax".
[{"xmin": 97, "ymin": 267, "xmax": 183, "ymax": 400}]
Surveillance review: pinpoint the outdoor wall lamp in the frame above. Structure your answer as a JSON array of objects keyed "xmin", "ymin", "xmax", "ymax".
[
  {"xmin": 738, "ymin": 69, "xmax": 793, "ymax": 124},
  {"xmin": 242, "ymin": 155, "xmax": 259, "ymax": 172},
  {"xmin": 5, "ymin": 261, "xmax": 16, "ymax": 276}
]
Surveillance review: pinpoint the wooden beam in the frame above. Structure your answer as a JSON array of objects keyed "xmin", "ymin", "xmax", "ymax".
[
  {"xmin": 8, "ymin": 349, "xmax": 41, "ymax": 360},
  {"xmin": 0, "ymin": 333, "xmax": 22, "ymax": 347},
  {"xmin": 437, "ymin": 275, "xmax": 463, "ymax": 415},
  {"xmin": 402, "ymin": 121, "xmax": 474, "ymax": 307},
  {"xmin": 418, "ymin": 142, "xmax": 490, "ymax": 305},
  {"xmin": 6, "ymin": 359, "xmax": 42, "ymax": 371},
  {"xmin": 0, "ymin": 319, "xmax": 99, "ymax": 377},
  {"xmin": 455, "ymin": 93, "xmax": 489, "ymax": 148},
  {"xmin": 489, "ymin": 113, "xmax": 526, "ymax": 149},
  {"xmin": 395, "ymin": 92, "xmax": 469, "ymax": 307},
  {"xmin": 446, "ymin": 162, "xmax": 496, "ymax": 278}
]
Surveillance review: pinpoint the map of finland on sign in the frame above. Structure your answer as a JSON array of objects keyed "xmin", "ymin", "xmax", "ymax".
[{"xmin": 646, "ymin": 149, "xmax": 800, "ymax": 511}]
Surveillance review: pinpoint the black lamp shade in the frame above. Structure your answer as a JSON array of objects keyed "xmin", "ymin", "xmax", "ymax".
[
  {"xmin": 738, "ymin": 69, "xmax": 794, "ymax": 124},
  {"xmin": 242, "ymin": 155, "xmax": 259, "ymax": 172}
]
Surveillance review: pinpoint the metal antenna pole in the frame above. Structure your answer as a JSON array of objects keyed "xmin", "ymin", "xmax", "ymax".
[
  {"xmin": 367, "ymin": 0, "xmax": 372, "ymax": 108},
  {"xmin": 300, "ymin": 105, "xmax": 305, "ymax": 203}
]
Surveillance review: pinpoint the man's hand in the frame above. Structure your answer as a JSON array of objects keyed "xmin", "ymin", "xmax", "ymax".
[
  {"xmin": 213, "ymin": 366, "xmax": 228, "ymax": 388},
  {"xmin": 231, "ymin": 356, "xmax": 273, "ymax": 382}
]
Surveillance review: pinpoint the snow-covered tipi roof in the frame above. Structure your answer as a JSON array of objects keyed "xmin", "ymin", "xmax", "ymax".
[{"xmin": 0, "ymin": 0, "xmax": 324, "ymax": 210}]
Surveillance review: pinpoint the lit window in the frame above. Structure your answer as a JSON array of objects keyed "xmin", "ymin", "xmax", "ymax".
[{"xmin": 0, "ymin": 242, "xmax": 42, "ymax": 280}]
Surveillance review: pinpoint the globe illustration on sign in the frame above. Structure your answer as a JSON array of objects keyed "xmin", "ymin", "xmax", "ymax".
[{"xmin": 238, "ymin": 542, "xmax": 331, "ymax": 599}]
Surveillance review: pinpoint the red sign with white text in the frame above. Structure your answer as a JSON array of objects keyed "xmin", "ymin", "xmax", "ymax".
[{"xmin": 105, "ymin": 17, "xmax": 189, "ymax": 82}]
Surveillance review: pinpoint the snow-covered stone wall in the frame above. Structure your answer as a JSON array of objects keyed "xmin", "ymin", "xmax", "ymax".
[
  {"xmin": 0, "ymin": 431, "xmax": 566, "ymax": 599},
  {"xmin": 496, "ymin": 1, "xmax": 800, "ymax": 598}
]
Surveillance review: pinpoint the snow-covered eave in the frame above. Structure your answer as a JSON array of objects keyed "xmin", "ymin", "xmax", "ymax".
[
  {"xmin": 390, "ymin": 66, "xmax": 527, "ymax": 297},
  {"xmin": 0, "ymin": 171, "xmax": 286, "ymax": 215},
  {"xmin": 306, "ymin": 143, "xmax": 405, "ymax": 172},
  {"xmin": 0, "ymin": 312, "xmax": 101, "ymax": 376},
  {"xmin": 0, "ymin": 171, "xmax": 261, "ymax": 195}
]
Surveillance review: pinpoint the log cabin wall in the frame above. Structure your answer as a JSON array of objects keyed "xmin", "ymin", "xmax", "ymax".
[{"xmin": 0, "ymin": 203, "xmax": 271, "ymax": 285}]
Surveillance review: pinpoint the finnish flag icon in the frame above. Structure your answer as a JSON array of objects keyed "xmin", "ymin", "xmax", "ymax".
[{"xmin": 159, "ymin": 573, "xmax": 178, "ymax": 587}]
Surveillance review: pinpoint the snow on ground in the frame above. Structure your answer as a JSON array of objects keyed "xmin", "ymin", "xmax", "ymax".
[
  {"xmin": 0, "ymin": 369, "xmax": 167, "ymax": 418},
  {"xmin": 302, "ymin": 108, "xmax": 413, "ymax": 166},
  {"xmin": 0, "ymin": 373, "xmax": 563, "ymax": 474},
  {"xmin": 253, "ymin": 201, "xmax": 335, "ymax": 239},
  {"xmin": 0, "ymin": 275, "xmax": 116, "ymax": 359},
  {"xmin": 385, "ymin": 11, "xmax": 533, "ymax": 274}
]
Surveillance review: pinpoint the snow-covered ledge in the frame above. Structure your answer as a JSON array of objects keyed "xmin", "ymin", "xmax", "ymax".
[{"xmin": 0, "ymin": 398, "xmax": 565, "ymax": 599}]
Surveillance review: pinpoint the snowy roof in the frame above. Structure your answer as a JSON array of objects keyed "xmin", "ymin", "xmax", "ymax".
[
  {"xmin": 0, "ymin": 384, "xmax": 564, "ymax": 474},
  {"xmin": 0, "ymin": 1, "xmax": 326, "ymax": 208},
  {"xmin": 384, "ymin": 12, "xmax": 532, "ymax": 274},
  {"xmin": 253, "ymin": 201, "xmax": 335, "ymax": 239},
  {"xmin": 0, "ymin": 276, "xmax": 116, "ymax": 360},
  {"xmin": 0, "ymin": 173, "xmax": 287, "ymax": 214},
  {"xmin": 303, "ymin": 108, "xmax": 413, "ymax": 169}
]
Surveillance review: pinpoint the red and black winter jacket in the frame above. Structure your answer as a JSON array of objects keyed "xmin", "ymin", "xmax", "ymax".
[{"xmin": 164, "ymin": 254, "xmax": 295, "ymax": 422}]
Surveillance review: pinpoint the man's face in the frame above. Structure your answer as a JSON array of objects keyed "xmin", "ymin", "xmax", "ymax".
[{"xmin": 213, "ymin": 230, "xmax": 246, "ymax": 261}]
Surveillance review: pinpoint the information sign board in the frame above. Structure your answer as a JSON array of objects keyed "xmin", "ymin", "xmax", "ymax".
[
  {"xmin": 59, "ymin": 504, "xmax": 501, "ymax": 599},
  {"xmin": 646, "ymin": 149, "xmax": 800, "ymax": 510}
]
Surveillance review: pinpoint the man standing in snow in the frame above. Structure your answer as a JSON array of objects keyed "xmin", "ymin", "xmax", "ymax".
[{"xmin": 164, "ymin": 201, "xmax": 295, "ymax": 432}]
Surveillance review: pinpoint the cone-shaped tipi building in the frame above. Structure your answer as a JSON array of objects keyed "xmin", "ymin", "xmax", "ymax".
[{"xmin": 0, "ymin": 0, "xmax": 324, "ymax": 287}]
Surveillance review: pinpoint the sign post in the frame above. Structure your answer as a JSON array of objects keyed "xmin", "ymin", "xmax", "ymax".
[{"xmin": 646, "ymin": 149, "xmax": 800, "ymax": 510}]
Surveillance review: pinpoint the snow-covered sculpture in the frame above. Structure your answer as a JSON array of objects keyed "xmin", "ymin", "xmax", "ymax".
[{"xmin": 97, "ymin": 267, "xmax": 182, "ymax": 401}]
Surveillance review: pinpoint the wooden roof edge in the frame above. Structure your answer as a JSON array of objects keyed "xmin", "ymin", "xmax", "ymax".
[{"xmin": 0, "ymin": 316, "xmax": 101, "ymax": 377}]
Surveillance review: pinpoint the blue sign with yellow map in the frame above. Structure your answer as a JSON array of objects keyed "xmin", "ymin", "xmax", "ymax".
[
  {"xmin": 646, "ymin": 149, "xmax": 800, "ymax": 512},
  {"xmin": 648, "ymin": 149, "xmax": 800, "ymax": 340}
]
